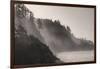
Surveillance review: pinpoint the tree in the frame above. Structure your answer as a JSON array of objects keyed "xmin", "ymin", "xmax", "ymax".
[
  {"xmin": 16, "ymin": 4, "xmax": 25, "ymax": 17},
  {"xmin": 30, "ymin": 11, "xmax": 34, "ymax": 22},
  {"xmin": 67, "ymin": 26, "xmax": 71, "ymax": 32}
]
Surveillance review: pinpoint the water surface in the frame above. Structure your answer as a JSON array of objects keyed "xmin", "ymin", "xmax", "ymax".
[{"xmin": 57, "ymin": 50, "xmax": 94, "ymax": 62}]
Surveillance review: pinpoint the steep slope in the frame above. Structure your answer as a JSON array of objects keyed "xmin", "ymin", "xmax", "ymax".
[
  {"xmin": 15, "ymin": 4, "xmax": 45, "ymax": 43},
  {"xmin": 14, "ymin": 4, "xmax": 61, "ymax": 65}
]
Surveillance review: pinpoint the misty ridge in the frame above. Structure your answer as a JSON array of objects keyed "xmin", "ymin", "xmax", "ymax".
[{"xmin": 14, "ymin": 4, "xmax": 94, "ymax": 65}]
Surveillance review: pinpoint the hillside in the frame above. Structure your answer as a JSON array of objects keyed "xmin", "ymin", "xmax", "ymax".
[{"xmin": 14, "ymin": 4, "xmax": 61, "ymax": 65}]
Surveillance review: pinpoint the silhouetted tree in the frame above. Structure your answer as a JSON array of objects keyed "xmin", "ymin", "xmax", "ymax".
[
  {"xmin": 16, "ymin": 4, "xmax": 25, "ymax": 17},
  {"xmin": 67, "ymin": 26, "xmax": 71, "ymax": 32},
  {"xmin": 30, "ymin": 11, "xmax": 34, "ymax": 22}
]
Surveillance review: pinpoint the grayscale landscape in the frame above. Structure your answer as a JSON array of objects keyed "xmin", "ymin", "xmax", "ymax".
[{"xmin": 14, "ymin": 3, "xmax": 94, "ymax": 65}]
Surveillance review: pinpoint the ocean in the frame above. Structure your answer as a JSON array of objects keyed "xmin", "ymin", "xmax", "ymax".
[{"xmin": 57, "ymin": 50, "xmax": 94, "ymax": 62}]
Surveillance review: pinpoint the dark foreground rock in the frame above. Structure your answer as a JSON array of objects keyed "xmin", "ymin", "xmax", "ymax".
[{"xmin": 15, "ymin": 33, "xmax": 60, "ymax": 65}]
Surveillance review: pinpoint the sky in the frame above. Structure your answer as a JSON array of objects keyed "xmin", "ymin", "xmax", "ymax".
[{"xmin": 25, "ymin": 4, "xmax": 94, "ymax": 42}]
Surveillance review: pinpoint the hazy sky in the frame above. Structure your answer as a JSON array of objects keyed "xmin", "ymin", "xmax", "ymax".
[{"xmin": 25, "ymin": 4, "xmax": 94, "ymax": 42}]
